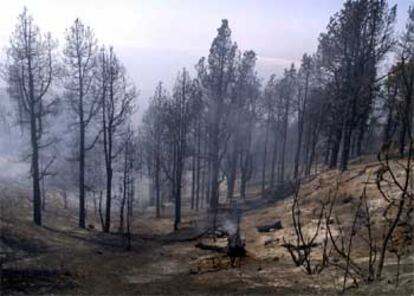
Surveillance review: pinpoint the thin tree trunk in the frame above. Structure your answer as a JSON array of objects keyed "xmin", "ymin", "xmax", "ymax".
[
  {"xmin": 126, "ymin": 180, "xmax": 132, "ymax": 251},
  {"xmin": 195, "ymin": 125, "xmax": 201, "ymax": 211},
  {"xmin": 294, "ymin": 119, "xmax": 304, "ymax": 180},
  {"xmin": 119, "ymin": 146, "xmax": 128, "ymax": 233},
  {"xmin": 30, "ymin": 107, "xmax": 42, "ymax": 226},
  {"xmin": 92, "ymin": 191, "xmax": 97, "ymax": 216},
  {"xmin": 399, "ymin": 124, "xmax": 407, "ymax": 158},
  {"xmin": 240, "ymin": 175, "xmax": 247, "ymax": 199},
  {"xmin": 209, "ymin": 123, "xmax": 220, "ymax": 209},
  {"xmin": 191, "ymin": 150, "xmax": 196, "ymax": 209},
  {"xmin": 340, "ymin": 124, "xmax": 352, "ymax": 171},
  {"xmin": 155, "ymin": 152, "xmax": 161, "ymax": 218},
  {"xmin": 324, "ymin": 132, "xmax": 332, "ymax": 166},
  {"xmin": 270, "ymin": 129, "xmax": 278, "ymax": 187},
  {"xmin": 98, "ymin": 191, "xmax": 105, "ymax": 231},
  {"xmin": 201, "ymin": 163, "xmax": 206, "ymax": 209},
  {"xmin": 41, "ymin": 160, "xmax": 46, "ymax": 211},
  {"xmin": 174, "ymin": 143, "xmax": 183, "ymax": 231},
  {"xmin": 78, "ymin": 58, "xmax": 86, "ymax": 228},
  {"xmin": 226, "ymin": 148, "xmax": 237, "ymax": 200},
  {"xmin": 280, "ymin": 113, "xmax": 288, "ymax": 184},
  {"xmin": 130, "ymin": 179, "xmax": 135, "ymax": 217},
  {"xmin": 63, "ymin": 190, "xmax": 68, "ymax": 209},
  {"xmin": 104, "ymin": 166, "xmax": 112, "ymax": 233},
  {"xmin": 261, "ymin": 121, "xmax": 270, "ymax": 197},
  {"xmin": 307, "ymin": 127, "xmax": 318, "ymax": 176},
  {"xmin": 294, "ymin": 75, "xmax": 308, "ymax": 180},
  {"xmin": 79, "ymin": 119, "xmax": 86, "ymax": 228},
  {"xmin": 329, "ymin": 128, "xmax": 342, "ymax": 169},
  {"xmin": 304, "ymin": 123, "xmax": 312, "ymax": 176}
]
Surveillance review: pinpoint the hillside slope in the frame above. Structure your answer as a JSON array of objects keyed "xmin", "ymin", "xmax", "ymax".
[{"xmin": 1, "ymin": 158, "xmax": 413, "ymax": 295}]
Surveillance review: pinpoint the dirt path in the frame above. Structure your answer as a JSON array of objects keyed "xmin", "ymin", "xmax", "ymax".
[{"xmin": 2, "ymin": 217, "xmax": 327, "ymax": 295}]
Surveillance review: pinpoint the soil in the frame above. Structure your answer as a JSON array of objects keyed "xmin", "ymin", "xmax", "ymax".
[{"xmin": 1, "ymin": 158, "xmax": 413, "ymax": 295}]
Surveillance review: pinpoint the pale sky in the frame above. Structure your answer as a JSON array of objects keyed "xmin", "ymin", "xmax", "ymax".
[{"xmin": 0, "ymin": 0, "xmax": 412, "ymax": 105}]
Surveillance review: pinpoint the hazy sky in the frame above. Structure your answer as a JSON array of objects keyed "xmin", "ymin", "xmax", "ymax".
[{"xmin": 0, "ymin": 0, "xmax": 412, "ymax": 105}]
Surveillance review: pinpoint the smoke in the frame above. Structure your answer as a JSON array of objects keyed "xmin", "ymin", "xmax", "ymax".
[{"xmin": 223, "ymin": 219, "xmax": 237, "ymax": 235}]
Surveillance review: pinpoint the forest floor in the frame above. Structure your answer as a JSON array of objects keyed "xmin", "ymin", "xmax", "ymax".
[{"xmin": 1, "ymin": 157, "xmax": 414, "ymax": 295}]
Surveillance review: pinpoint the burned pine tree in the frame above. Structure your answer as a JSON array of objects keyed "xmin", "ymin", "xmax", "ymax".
[
  {"xmin": 302, "ymin": 87, "xmax": 326, "ymax": 176},
  {"xmin": 276, "ymin": 65, "xmax": 296, "ymax": 184},
  {"xmin": 236, "ymin": 52, "xmax": 260, "ymax": 199},
  {"xmin": 142, "ymin": 72, "xmax": 198, "ymax": 229},
  {"xmin": 189, "ymin": 79, "xmax": 204, "ymax": 210},
  {"xmin": 164, "ymin": 69, "xmax": 195, "ymax": 231},
  {"xmin": 224, "ymin": 50, "xmax": 260, "ymax": 200},
  {"xmin": 260, "ymin": 75, "xmax": 277, "ymax": 195},
  {"xmin": 395, "ymin": 6, "xmax": 414, "ymax": 158},
  {"xmin": 98, "ymin": 46, "xmax": 135, "ymax": 233},
  {"xmin": 293, "ymin": 54, "xmax": 312, "ymax": 180},
  {"xmin": 119, "ymin": 125, "xmax": 135, "ymax": 234},
  {"xmin": 197, "ymin": 19, "xmax": 238, "ymax": 213},
  {"xmin": 318, "ymin": 0, "xmax": 396, "ymax": 170},
  {"xmin": 384, "ymin": 6, "xmax": 414, "ymax": 158},
  {"xmin": 4, "ymin": 8, "xmax": 57, "ymax": 226},
  {"xmin": 62, "ymin": 18, "xmax": 100, "ymax": 229},
  {"xmin": 141, "ymin": 82, "xmax": 168, "ymax": 218},
  {"xmin": 257, "ymin": 66, "xmax": 296, "ymax": 189}
]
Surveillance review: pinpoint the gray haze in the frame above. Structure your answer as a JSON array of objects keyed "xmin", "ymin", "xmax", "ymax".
[{"xmin": 0, "ymin": 0, "xmax": 411, "ymax": 105}]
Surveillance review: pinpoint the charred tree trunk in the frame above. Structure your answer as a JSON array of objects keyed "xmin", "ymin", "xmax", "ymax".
[
  {"xmin": 62, "ymin": 190, "xmax": 68, "ymax": 209},
  {"xmin": 270, "ymin": 129, "xmax": 278, "ymax": 187},
  {"xmin": 98, "ymin": 191, "xmax": 105, "ymax": 231},
  {"xmin": 119, "ymin": 189, "xmax": 126, "ymax": 233},
  {"xmin": 209, "ymin": 120, "xmax": 221, "ymax": 210},
  {"xmin": 155, "ymin": 152, "xmax": 161, "ymax": 218},
  {"xmin": 77, "ymin": 50, "xmax": 86, "ymax": 229},
  {"xmin": 306, "ymin": 127, "xmax": 318, "ymax": 176},
  {"xmin": 329, "ymin": 127, "xmax": 342, "ymax": 169},
  {"xmin": 341, "ymin": 123, "xmax": 353, "ymax": 171},
  {"xmin": 324, "ymin": 132, "xmax": 332, "ymax": 166},
  {"xmin": 195, "ymin": 123, "xmax": 201, "ymax": 211},
  {"xmin": 206, "ymin": 150, "xmax": 212, "ymax": 208},
  {"xmin": 356, "ymin": 123, "xmax": 365, "ymax": 157},
  {"xmin": 191, "ymin": 150, "xmax": 196, "ymax": 209},
  {"xmin": 126, "ymin": 179, "xmax": 132, "ymax": 251},
  {"xmin": 279, "ymin": 112, "xmax": 288, "ymax": 184},
  {"xmin": 226, "ymin": 147, "xmax": 238, "ymax": 200},
  {"xmin": 261, "ymin": 121, "xmax": 270, "ymax": 197},
  {"xmin": 240, "ymin": 129, "xmax": 253, "ymax": 200},
  {"xmin": 400, "ymin": 123, "xmax": 407, "ymax": 158},
  {"xmin": 174, "ymin": 146, "xmax": 182, "ymax": 231},
  {"xmin": 41, "ymin": 160, "xmax": 46, "ymax": 211},
  {"xmin": 30, "ymin": 110, "xmax": 42, "ymax": 226},
  {"xmin": 201, "ymin": 160, "xmax": 206, "ymax": 209},
  {"xmin": 119, "ymin": 146, "xmax": 128, "ymax": 233},
  {"xmin": 104, "ymin": 165, "xmax": 112, "ymax": 233},
  {"xmin": 294, "ymin": 118, "xmax": 304, "ymax": 180},
  {"xmin": 79, "ymin": 114, "xmax": 86, "ymax": 228},
  {"xmin": 294, "ymin": 74, "xmax": 309, "ymax": 180}
]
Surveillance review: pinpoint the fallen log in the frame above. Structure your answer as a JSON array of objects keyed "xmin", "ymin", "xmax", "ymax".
[
  {"xmin": 281, "ymin": 241, "xmax": 320, "ymax": 251},
  {"xmin": 195, "ymin": 242, "xmax": 227, "ymax": 253},
  {"xmin": 256, "ymin": 221, "xmax": 283, "ymax": 233},
  {"xmin": 165, "ymin": 226, "xmax": 230, "ymax": 243},
  {"xmin": 163, "ymin": 227, "xmax": 210, "ymax": 242}
]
